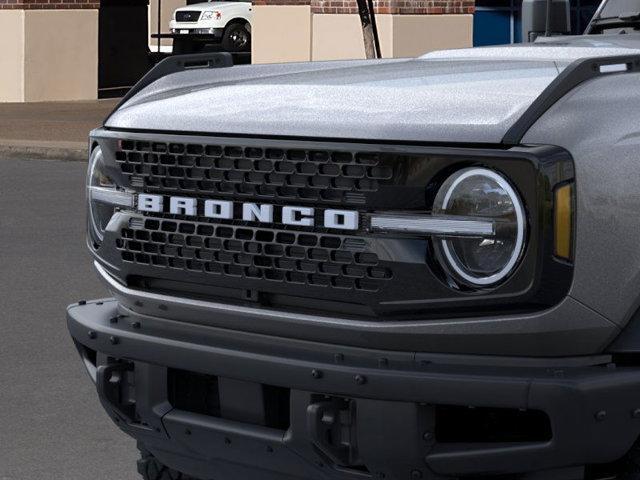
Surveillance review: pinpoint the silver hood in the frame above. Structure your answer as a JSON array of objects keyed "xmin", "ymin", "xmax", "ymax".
[{"xmin": 106, "ymin": 36, "xmax": 640, "ymax": 144}]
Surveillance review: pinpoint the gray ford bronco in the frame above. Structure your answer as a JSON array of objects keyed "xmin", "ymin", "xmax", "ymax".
[{"xmin": 67, "ymin": 1, "xmax": 640, "ymax": 478}]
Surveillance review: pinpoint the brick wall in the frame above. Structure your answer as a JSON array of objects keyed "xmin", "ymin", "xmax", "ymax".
[
  {"xmin": 0, "ymin": 0, "xmax": 99, "ymax": 9},
  {"xmin": 253, "ymin": 0, "xmax": 310, "ymax": 5},
  {"xmin": 252, "ymin": 0, "xmax": 473, "ymax": 15},
  {"xmin": 0, "ymin": 0, "xmax": 472, "ymax": 14},
  {"xmin": 310, "ymin": 0, "xmax": 474, "ymax": 14}
]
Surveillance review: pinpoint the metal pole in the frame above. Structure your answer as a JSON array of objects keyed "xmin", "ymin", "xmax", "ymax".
[
  {"xmin": 545, "ymin": 0, "xmax": 552, "ymax": 36},
  {"xmin": 367, "ymin": 0, "xmax": 381, "ymax": 58},
  {"xmin": 157, "ymin": 0, "xmax": 162, "ymax": 53},
  {"xmin": 355, "ymin": 0, "xmax": 380, "ymax": 59}
]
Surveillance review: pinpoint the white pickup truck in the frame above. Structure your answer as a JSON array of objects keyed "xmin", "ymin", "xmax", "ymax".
[{"xmin": 169, "ymin": 1, "xmax": 252, "ymax": 52}]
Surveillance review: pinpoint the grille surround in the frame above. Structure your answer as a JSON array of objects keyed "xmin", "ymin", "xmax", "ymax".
[{"xmin": 93, "ymin": 131, "xmax": 575, "ymax": 319}]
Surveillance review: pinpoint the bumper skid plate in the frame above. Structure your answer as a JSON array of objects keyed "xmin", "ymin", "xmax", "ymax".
[{"xmin": 68, "ymin": 299, "xmax": 640, "ymax": 480}]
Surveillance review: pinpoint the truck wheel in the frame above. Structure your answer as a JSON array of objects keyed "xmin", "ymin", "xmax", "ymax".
[
  {"xmin": 617, "ymin": 442, "xmax": 640, "ymax": 480},
  {"xmin": 137, "ymin": 444, "xmax": 199, "ymax": 480},
  {"xmin": 222, "ymin": 23, "xmax": 251, "ymax": 52}
]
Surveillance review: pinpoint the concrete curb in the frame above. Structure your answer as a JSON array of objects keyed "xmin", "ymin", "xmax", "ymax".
[{"xmin": 0, "ymin": 140, "xmax": 88, "ymax": 162}]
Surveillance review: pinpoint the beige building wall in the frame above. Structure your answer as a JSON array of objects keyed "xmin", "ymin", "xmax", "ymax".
[
  {"xmin": 311, "ymin": 14, "xmax": 365, "ymax": 61},
  {"xmin": 0, "ymin": 10, "xmax": 25, "ymax": 102},
  {"xmin": 252, "ymin": 5, "xmax": 312, "ymax": 64},
  {"xmin": 311, "ymin": 14, "xmax": 393, "ymax": 61},
  {"xmin": 391, "ymin": 14, "xmax": 473, "ymax": 57},
  {"xmin": 310, "ymin": 12, "xmax": 472, "ymax": 62},
  {"xmin": 22, "ymin": 10, "xmax": 98, "ymax": 102},
  {"xmin": 1, "ymin": 5, "xmax": 471, "ymax": 101}
]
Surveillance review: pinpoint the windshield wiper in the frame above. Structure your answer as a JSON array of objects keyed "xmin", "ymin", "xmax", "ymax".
[
  {"xmin": 618, "ymin": 11, "xmax": 640, "ymax": 20},
  {"xmin": 590, "ymin": 12, "xmax": 640, "ymax": 31}
]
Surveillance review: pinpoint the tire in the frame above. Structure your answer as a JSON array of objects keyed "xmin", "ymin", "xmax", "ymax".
[
  {"xmin": 137, "ymin": 444, "xmax": 199, "ymax": 480},
  {"xmin": 600, "ymin": 441, "xmax": 640, "ymax": 480},
  {"xmin": 222, "ymin": 22, "xmax": 251, "ymax": 52},
  {"xmin": 620, "ymin": 448, "xmax": 640, "ymax": 480}
]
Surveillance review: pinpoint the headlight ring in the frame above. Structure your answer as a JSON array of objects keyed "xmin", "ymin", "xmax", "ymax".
[{"xmin": 432, "ymin": 167, "xmax": 527, "ymax": 288}]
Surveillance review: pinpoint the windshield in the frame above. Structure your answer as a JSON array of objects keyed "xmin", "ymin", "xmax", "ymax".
[
  {"xmin": 586, "ymin": 0, "xmax": 640, "ymax": 32},
  {"xmin": 598, "ymin": 0, "xmax": 640, "ymax": 17}
]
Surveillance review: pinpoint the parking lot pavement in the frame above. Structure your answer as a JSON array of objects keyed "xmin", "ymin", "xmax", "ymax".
[{"xmin": 0, "ymin": 156, "xmax": 138, "ymax": 480}]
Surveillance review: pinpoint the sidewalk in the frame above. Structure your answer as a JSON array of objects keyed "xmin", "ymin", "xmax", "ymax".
[{"xmin": 0, "ymin": 99, "xmax": 119, "ymax": 161}]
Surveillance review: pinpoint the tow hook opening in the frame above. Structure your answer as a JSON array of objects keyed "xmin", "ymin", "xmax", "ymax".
[
  {"xmin": 97, "ymin": 360, "xmax": 137, "ymax": 424},
  {"xmin": 307, "ymin": 396, "xmax": 369, "ymax": 473}
]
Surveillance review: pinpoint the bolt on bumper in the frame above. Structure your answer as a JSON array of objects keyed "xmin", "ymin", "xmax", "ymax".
[{"xmin": 68, "ymin": 299, "xmax": 640, "ymax": 479}]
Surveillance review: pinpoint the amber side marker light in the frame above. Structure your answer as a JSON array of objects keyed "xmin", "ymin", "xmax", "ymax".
[{"xmin": 554, "ymin": 183, "xmax": 574, "ymax": 261}]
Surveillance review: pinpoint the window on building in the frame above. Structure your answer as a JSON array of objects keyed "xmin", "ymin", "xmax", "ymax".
[{"xmin": 474, "ymin": 0, "xmax": 600, "ymax": 46}]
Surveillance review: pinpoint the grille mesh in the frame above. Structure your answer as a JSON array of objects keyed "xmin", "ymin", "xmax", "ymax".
[
  {"xmin": 117, "ymin": 218, "xmax": 393, "ymax": 292},
  {"xmin": 175, "ymin": 11, "xmax": 201, "ymax": 22},
  {"xmin": 116, "ymin": 140, "xmax": 393, "ymax": 205}
]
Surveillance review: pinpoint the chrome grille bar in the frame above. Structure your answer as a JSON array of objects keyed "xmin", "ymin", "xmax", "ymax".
[{"xmin": 369, "ymin": 214, "xmax": 495, "ymax": 237}]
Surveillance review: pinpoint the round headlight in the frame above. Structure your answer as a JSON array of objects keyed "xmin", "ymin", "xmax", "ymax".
[
  {"xmin": 87, "ymin": 147, "xmax": 133, "ymax": 243},
  {"xmin": 87, "ymin": 147, "xmax": 115, "ymax": 242},
  {"xmin": 432, "ymin": 168, "xmax": 526, "ymax": 287}
]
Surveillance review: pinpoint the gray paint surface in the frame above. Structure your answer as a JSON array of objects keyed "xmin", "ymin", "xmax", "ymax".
[
  {"xmin": 107, "ymin": 35, "xmax": 640, "ymax": 144},
  {"xmin": 102, "ymin": 34, "xmax": 640, "ymax": 354},
  {"xmin": 108, "ymin": 59, "xmax": 561, "ymax": 144},
  {"xmin": 523, "ymin": 72, "xmax": 640, "ymax": 329},
  {"xmin": 98, "ymin": 260, "xmax": 618, "ymax": 357},
  {"xmin": 421, "ymin": 34, "xmax": 640, "ymax": 61}
]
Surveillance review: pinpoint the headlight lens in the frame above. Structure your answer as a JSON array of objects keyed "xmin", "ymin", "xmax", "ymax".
[
  {"xmin": 432, "ymin": 168, "xmax": 526, "ymax": 287},
  {"xmin": 201, "ymin": 11, "xmax": 220, "ymax": 20},
  {"xmin": 87, "ymin": 147, "xmax": 133, "ymax": 243}
]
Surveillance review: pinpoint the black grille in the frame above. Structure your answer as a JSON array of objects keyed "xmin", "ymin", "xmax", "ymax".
[
  {"xmin": 116, "ymin": 140, "xmax": 393, "ymax": 205},
  {"xmin": 175, "ymin": 10, "xmax": 201, "ymax": 22},
  {"xmin": 117, "ymin": 218, "xmax": 393, "ymax": 292},
  {"xmin": 95, "ymin": 135, "xmax": 575, "ymax": 318}
]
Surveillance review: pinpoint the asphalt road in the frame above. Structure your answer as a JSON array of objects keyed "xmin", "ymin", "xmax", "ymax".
[{"xmin": 0, "ymin": 157, "xmax": 138, "ymax": 480}]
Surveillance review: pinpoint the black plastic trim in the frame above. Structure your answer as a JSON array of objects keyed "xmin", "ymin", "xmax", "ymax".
[
  {"xmin": 607, "ymin": 306, "xmax": 640, "ymax": 354},
  {"xmin": 102, "ymin": 125, "xmax": 511, "ymax": 150},
  {"xmin": 103, "ymin": 52, "xmax": 234, "ymax": 125},
  {"xmin": 93, "ymin": 263, "xmax": 617, "ymax": 356},
  {"xmin": 502, "ymin": 54, "xmax": 640, "ymax": 145},
  {"xmin": 68, "ymin": 300, "xmax": 640, "ymax": 479}
]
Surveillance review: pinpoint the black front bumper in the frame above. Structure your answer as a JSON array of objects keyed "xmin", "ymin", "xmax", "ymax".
[{"xmin": 68, "ymin": 299, "xmax": 640, "ymax": 480}]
